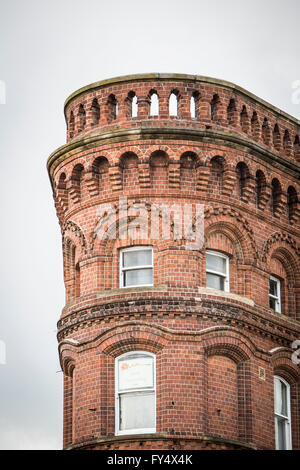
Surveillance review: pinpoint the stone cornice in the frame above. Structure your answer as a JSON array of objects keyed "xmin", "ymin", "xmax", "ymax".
[
  {"xmin": 56, "ymin": 295, "xmax": 300, "ymax": 346},
  {"xmin": 64, "ymin": 73, "xmax": 300, "ymax": 129},
  {"xmin": 65, "ymin": 432, "xmax": 259, "ymax": 450},
  {"xmin": 47, "ymin": 126, "xmax": 300, "ymax": 184}
]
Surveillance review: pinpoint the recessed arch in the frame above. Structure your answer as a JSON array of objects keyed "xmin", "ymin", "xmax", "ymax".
[
  {"xmin": 180, "ymin": 151, "xmax": 197, "ymax": 190},
  {"xmin": 227, "ymin": 98, "xmax": 237, "ymax": 126},
  {"xmin": 78, "ymin": 104, "xmax": 86, "ymax": 131},
  {"xmin": 90, "ymin": 98, "xmax": 100, "ymax": 125},
  {"xmin": 273, "ymin": 124, "xmax": 281, "ymax": 151}
]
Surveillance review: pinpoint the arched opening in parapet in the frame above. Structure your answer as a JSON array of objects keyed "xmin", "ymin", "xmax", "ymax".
[
  {"xmin": 273, "ymin": 124, "xmax": 281, "ymax": 151},
  {"xmin": 91, "ymin": 98, "xmax": 100, "ymax": 126},
  {"xmin": 169, "ymin": 90, "xmax": 179, "ymax": 117},
  {"xmin": 78, "ymin": 104, "xmax": 86, "ymax": 131},
  {"xmin": 149, "ymin": 90, "xmax": 159, "ymax": 116}
]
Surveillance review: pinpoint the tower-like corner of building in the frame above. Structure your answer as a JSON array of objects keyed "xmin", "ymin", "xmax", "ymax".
[{"xmin": 47, "ymin": 73, "xmax": 300, "ymax": 450}]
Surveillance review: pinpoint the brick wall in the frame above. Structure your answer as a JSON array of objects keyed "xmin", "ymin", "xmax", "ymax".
[{"xmin": 48, "ymin": 74, "xmax": 300, "ymax": 450}]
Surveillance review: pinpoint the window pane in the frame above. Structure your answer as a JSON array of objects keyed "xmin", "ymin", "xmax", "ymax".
[
  {"xmin": 123, "ymin": 249, "xmax": 152, "ymax": 268},
  {"xmin": 274, "ymin": 378, "xmax": 288, "ymax": 417},
  {"xmin": 276, "ymin": 417, "xmax": 287, "ymax": 450},
  {"xmin": 119, "ymin": 391, "xmax": 155, "ymax": 431},
  {"xmin": 118, "ymin": 354, "xmax": 154, "ymax": 391},
  {"xmin": 280, "ymin": 381, "xmax": 287, "ymax": 416},
  {"xmin": 269, "ymin": 297, "xmax": 276, "ymax": 310},
  {"xmin": 124, "ymin": 268, "xmax": 153, "ymax": 286},
  {"xmin": 206, "ymin": 272, "xmax": 225, "ymax": 291},
  {"xmin": 206, "ymin": 253, "xmax": 226, "ymax": 274},
  {"xmin": 269, "ymin": 279, "xmax": 278, "ymax": 297}
]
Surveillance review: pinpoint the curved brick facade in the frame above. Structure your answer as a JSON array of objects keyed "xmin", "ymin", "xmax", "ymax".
[{"xmin": 47, "ymin": 74, "xmax": 300, "ymax": 450}]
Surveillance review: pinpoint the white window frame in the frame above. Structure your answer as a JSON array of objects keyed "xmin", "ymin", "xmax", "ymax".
[
  {"xmin": 274, "ymin": 375, "xmax": 292, "ymax": 450},
  {"xmin": 206, "ymin": 250, "xmax": 230, "ymax": 292},
  {"xmin": 115, "ymin": 351, "xmax": 156, "ymax": 436},
  {"xmin": 269, "ymin": 276, "xmax": 281, "ymax": 313},
  {"xmin": 119, "ymin": 246, "xmax": 153, "ymax": 288}
]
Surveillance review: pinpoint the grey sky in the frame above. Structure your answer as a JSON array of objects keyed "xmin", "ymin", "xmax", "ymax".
[{"xmin": 0, "ymin": 0, "xmax": 299, "ymax": 450}]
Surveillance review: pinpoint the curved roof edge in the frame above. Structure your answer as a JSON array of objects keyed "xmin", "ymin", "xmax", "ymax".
[{"xmin": 64, "ymin": 73, "xmax": 300, "ymax": 127}]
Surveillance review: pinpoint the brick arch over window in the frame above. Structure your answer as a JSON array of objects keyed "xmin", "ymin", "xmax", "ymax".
[
  {"xmin": 271, "ymin": 350, "xmax": 300, "ymax": 385},
  {"xmin": 204, "ymin": 207, "xmax": 258, "ymax": 262},
  {"xmin": 204, "ymin": 224, "xmax": 247, "ymax": 296},
  {"xmin": 271, "ymin": 349, "xmax": 300, "ymax": 450},
  {"xmin": 202, "ymin": 332, "xmax": 254, "ymax": 443},
  {"xmin": 91, "ymin": 208, "xmax": 190, "ymax": 289},
  {"xmin": 205, "ymin": 220, "xmax": 254, "ymax": 263},
  {"xmin": 98, "ymin": 324, "xmax": 168, "ymax": 357},
  {"xmin": 268, "ymin": 246, "xmax": 300, "ymax": 319}
]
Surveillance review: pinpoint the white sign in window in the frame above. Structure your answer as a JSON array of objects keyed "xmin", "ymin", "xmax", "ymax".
[
  {"xmin": 118, "ymin": 355, "xmax": 154, "ymax": 391},
  {"xmin": 115, "ymin": 352, "xmax": 156, "ymax": 436}
]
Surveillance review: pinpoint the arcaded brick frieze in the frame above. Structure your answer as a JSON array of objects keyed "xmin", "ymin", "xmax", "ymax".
[{"xmin": 47, "ymin": 74, "xmax": 300, "ymax": 451}]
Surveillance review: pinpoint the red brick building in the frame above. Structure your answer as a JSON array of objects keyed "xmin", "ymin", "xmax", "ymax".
[{"xmin": 47, "ymin": 74, "xmax": 300, "ymax": 450}]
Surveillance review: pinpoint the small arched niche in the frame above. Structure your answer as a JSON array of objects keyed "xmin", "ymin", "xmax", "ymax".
[
  {"xmin": 180, "ymin": 152, "xmax": 197, "ymax": 190},
  {"xmin": 150, "ymin": 150, "xmax": 168, "ymax": 189},
  {"xmin": 120, "ymin": 152, "xmax": 139, "ymax": 190}
]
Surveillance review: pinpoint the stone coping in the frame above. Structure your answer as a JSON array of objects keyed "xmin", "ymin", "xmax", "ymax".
[
  {"xmin": 64, "ymin": 73, "xmax": 300, "ymax": 128},
  {"xmin": 66, "ymin": 432, "xmax": 259, "ymax": 450},
  {"xmin": 196, "ymin": 287, "xmax": 255, "ymax": 307}
]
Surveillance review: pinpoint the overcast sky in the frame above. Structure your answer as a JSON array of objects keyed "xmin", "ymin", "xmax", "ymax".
[{"xmin": 0, "ymin": 0, "xmax": 299, "ymax": 450}]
